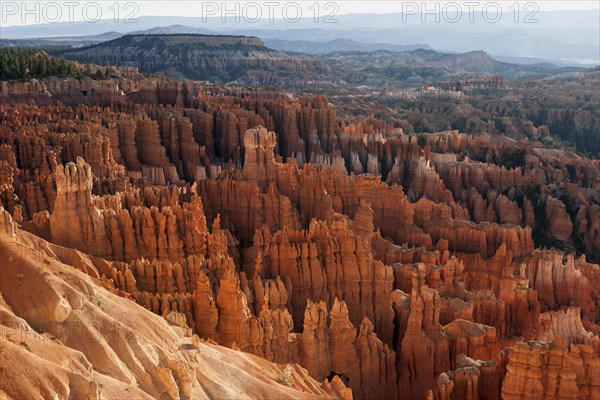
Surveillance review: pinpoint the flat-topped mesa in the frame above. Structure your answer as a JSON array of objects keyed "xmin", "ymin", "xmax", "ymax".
[
  {"xmin": 60, "ymin": 35, "xmax": 329, "ymax": 86},
  {"xmin": 49, "ymin": 157, "xmax": 112, "ymax": 257},
  {"xmin": 243, "ymin": 125, "xmax": 278, "ymax": 188},
  {"xmin": 121, "ymin": 34, "xmax": 265, "ymax": 48}
]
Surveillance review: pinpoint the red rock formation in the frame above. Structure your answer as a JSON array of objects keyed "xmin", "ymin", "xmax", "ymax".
[
  {"xmin": 249, "ymin": 219, "xmax": 395, "ymax": 344},
  {"xmin": 1, "ymin": 76, "xmax": 599, "ymax": 400},
  {"xmin": 502, "ymin": 339, "xmax": 600, "ymax": 400},
  {"xmin": 198, "ymin": 179, "xmax": 301, "ymax": 246},
  {"xmin": 243, "ymin": 125, "xmax": 278, "ymax": 189},
  {"xmin": 545, "ymin": 197, "xmax": 573, "ymax": 241},
  {"xmin": 49, "ymin": 157, "xmax": 111, "ymax": 257},
  {"xmin": 408, "ymin": 157, "xmax": 454, "ymax": 203},
  {"xmin": 397, "ymin": 264, "xmax": 450, "ymax": 400},
  {"xmin": 575, "ymin": 203, "xmax": 600, "ymax": 260},
  {"xmin": 525, "ymin": 251, "xmax": 599, "ymax": 321},
  {"xmin": 0, "ymin": 211, "xmax": 352, "ymax": 399}
]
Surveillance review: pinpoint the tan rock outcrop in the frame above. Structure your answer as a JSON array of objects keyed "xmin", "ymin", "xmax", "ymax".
[{"xmin": 49, "ymin": 157, "xmax": 111, "ymax": 257}]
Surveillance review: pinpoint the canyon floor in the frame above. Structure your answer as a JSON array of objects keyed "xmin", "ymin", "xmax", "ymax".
[{"xmin": 0, "ymin": 72, "xmax": 598, "ymax": 399}]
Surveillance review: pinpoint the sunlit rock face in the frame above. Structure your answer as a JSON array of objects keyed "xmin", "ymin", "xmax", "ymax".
[{"xmin": 0, "ymin": 75, "xmax": 598, "ymax": 400}]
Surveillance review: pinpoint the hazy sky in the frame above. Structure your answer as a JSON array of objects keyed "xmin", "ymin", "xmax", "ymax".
[
  {"xmin": 1, "ymin": 1, "xmax": 598, "ymax": 26},
  {"xmin": 146, "ymin": 1, "xmax": 600, "ymax": 14}
]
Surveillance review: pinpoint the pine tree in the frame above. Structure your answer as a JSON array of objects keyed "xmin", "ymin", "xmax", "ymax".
[{"xmin": 0, "ymin": 48, "xmax": 108, "ymax": 80}]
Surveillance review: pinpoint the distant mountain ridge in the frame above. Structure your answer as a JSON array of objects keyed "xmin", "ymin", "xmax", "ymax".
[
  {"xmin": 321, "ymin": 48, "xmax": 583, "ymax": 82},
  {"xmin": 4, "ymin": 28, "xmax": 587, "ymax": 70},
  {"xmin": 130, "ymin": 24, "xmax": 212, "ymax": 35},
  {"xmin": 2, "ymin": 10, "xmax": 597, "ymax": 64},
  {"xmin": 57, "ymin": 34, "xmax": 584, "ymax": 86}
]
